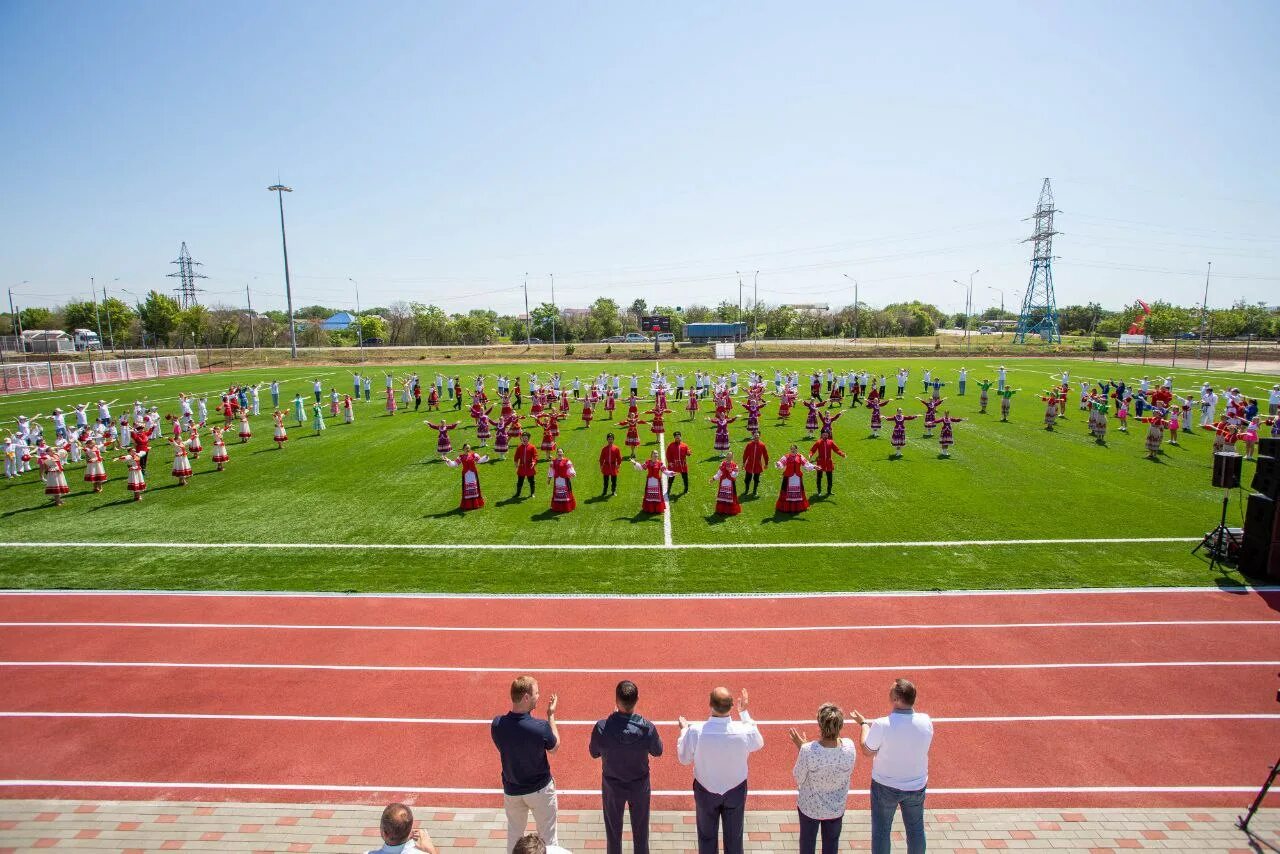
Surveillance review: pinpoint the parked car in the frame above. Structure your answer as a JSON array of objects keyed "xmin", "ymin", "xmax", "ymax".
[
  {"xmin": 656, "ymin": 332, "xmax": 675, "ymax": 342},
  {"xmin": 624, "ymin": 332, "xmax": 651, "ymax": 343},
  {"xmin": 362, "ymin": 337, "xmax": 384, "ymax": 346},
  {"xmin": 601, "ymin": 335, "xmax": 626, "ymax": 343},
  {"xmin": 1177, "ymin": 331, "xmax": 1200, "ymax": 339},
  {"xmin": 978, "ymin": 325, "xmax": 995, "ymax": 335}
]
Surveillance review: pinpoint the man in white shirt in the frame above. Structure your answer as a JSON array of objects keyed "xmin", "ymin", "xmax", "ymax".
[
  {"xmin": 677, "ymin": 687, "xmax": 763, "ymax": 854},
  {"xmin": 366, "ymin": 803, "xmax": 438, "ymax": 854},
  {"xmin": 1269, "ymin": 384, "xmax": 1280, "ymax": 416},
  {"xmin": 853, "ymin": 679, "xmax": 933, "ymax": 854}
]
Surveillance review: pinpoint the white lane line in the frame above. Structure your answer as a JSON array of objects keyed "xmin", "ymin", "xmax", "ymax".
[
  {"xmin": 3, "ymin": 586, "xmax": 1276, "ymax": 599},
  {"xmin": 4, "ymin": 711, "xmax": 1276, "ymax": 726},
  {"xmin": 3, "ymin": 619, "xmax": 1274, "ymax": 633},
  {"xmin": 0, "ymin": 536, "xmax": 1202, "ymax": 551},
  {"xmin": 0, "ymin": 780, "xmax": 1271, "ymax": 797},
  {"xmin": 3, "ymin": 660, "xmax": 1276, "ymax": 674}
]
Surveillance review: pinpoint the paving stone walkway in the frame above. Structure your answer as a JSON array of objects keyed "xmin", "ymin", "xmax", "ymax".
[{"xmin": 0, "ymin": 800, "xmax": 1276, "ymax": 853}]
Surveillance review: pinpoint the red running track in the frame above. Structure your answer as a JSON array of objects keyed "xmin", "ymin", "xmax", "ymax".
[{"xmin": 1, "ymin": 588, "xmax": 1278, "ymax": 809}]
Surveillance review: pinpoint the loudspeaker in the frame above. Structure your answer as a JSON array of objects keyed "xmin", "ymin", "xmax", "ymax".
[
  {"xmin": 1239, "ymin": 493, "xmax": 1280, "ymax": 578},
  {"xmin": 1258, "ymin": 436, "xmax": 1279, "ymax": 458},
  {"xmin": 1252, "ymin": 455, "xmax": 1279, "ymax": 499},
  {"xmin": 1213, "ymin": 452, "xmax": 1243, "ymax": 489}
]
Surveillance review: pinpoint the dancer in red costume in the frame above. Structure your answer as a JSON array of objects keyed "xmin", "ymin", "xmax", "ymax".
[
  {"xmin": 710, "ymin": 451, "xmax": 741, "ymax": 515},
  {"xmin": 547, "ymin": 448, "xmax": 577, "ymax": 512},
  {"xmin": 632, "ymin": 450, "xmax": 671, "ymax": 514},
  {"xmin": 775, "ymin": 443, "xmax": 817, "ymax": 513},
  {"xmin": 444, "ymin": 443, "xmax": 489, "ymax": 510}
]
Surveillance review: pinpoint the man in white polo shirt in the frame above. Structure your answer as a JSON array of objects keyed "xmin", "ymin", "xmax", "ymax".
[
  {"xmin": 853, "ymin": 679, "xmax": 933, "ymax": 854},
  {"xmin": 1269, "ymin": 384, "xmax": 1280, "ymax": 416},
  {"xmin": 677, "ymin": 687, "xmax": 764, "ymax": 854}
]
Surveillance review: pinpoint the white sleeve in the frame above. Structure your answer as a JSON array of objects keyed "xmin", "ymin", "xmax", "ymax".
[{"xmin": 864, "ymin": 720, "xmax": 886, "ymax": 751}]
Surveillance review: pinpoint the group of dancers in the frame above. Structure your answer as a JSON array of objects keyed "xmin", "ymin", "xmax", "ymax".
[{"xmin": 6, "ymin": 364, "xmax": 1274, "ymax": 510}]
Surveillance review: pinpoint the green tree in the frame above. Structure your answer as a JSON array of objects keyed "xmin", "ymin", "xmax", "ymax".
[
  {"xmin": 764, "ymin": 304, "xmax": 796, "ymax": 339},
  {"xmin": 589, "ymin": 298, "xmax": 622, "ymax": 338},
  {"xmin": 18, "ymin": 307, "xmax": 54, "ymax": 330},
  {"xmin": 354, "ymin": 314, "xmax": 388, "ymax": 341},
  {"xmin": 177, "ymin": 304, "xmax": 212, "ymax": 344},
  {"xmin": 62, "ymin": 301, "xmax": 100, "ymax": 333},
  {"xmin": 454, "ymin": 310, "xmax": 498, "ymax": 345},
  {"xmin": 411, "ymin": 303, "xmax": 454, "ymax": 345},
  {"xmin": 683, "ymin": 304, "xmax": 714, "ymax": 323},
  {"xmin": 295, "ymin": 305, "xmax": 334, "ymax": 321},
  {"xmin": 530, "ymin": 303, "xmax": 561, "ymax": 341},
  {"xmin": 715, "ymin": 301, "xmax": 743, "ymax": 323},
  {"xmin": 137, "ymin": 291, "xmax": 181, "ymax": 345},
  {"xmin": 628, "ymin": 299, "xmax": 648, "ymax": 327}
]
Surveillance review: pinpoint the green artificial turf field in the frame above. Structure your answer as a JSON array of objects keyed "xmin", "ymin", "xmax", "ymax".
[{"xmin": 1, "ymin": 357, "xmax": 1275, "ymax": 593}]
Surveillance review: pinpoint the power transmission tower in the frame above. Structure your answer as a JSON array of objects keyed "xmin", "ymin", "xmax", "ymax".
[
  {"xmin": 1014, "ymin": 179, "xmax": 1061, "ymax": 344},
  {"xmin": 168, "ymin": 242, "xmax": 207, "ymax": 309}
]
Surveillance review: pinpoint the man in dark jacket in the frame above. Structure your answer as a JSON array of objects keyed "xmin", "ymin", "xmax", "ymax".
[{"xmin": 589, "ymin": 680, "xmax": 664, "ymax": 854}]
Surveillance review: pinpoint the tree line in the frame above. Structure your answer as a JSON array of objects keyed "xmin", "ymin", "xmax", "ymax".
[{"xmin": 4, "ymin": 292, "xmax": 1277, "ymax": 349}]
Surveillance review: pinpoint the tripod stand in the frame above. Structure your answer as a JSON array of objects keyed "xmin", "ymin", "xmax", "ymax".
[
  {"xmin": 1237, "ymin": 755, "xmax": 1279, "ymax": 834},
  {"xmin": 1191, "ymin": 489, "xmax": 1233, "ymax": 570}
]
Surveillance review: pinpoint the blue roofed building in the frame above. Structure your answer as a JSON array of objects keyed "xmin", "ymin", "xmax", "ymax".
[{"xmin": 322, "ymin": 311, "xmax": 357, "ymax": 331}]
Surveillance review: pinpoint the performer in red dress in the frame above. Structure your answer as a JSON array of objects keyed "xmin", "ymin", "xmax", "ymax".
[
  {"xmin": 664, "ymin": 430, "xmax": 691, "ymax": 496},
  {"xmin": 599, "ymin": 432, "xmax": 623, "ymax": 497},
  {"xmin": 617, "ymin": 414, "xmax": 649, "ymax": 459},
  {"xmin": 547, "ymin": 448, "xmax": 577, "ymax": 512},
  {"xmin": 632, "ymin": 451, "xmax": 671, "ymax": 514},
  {"xmin": 115, "ymin": 448, "xmax": 147, "ymax": 501},
  {"xmin": 742, "ymin": 429, "xmax": 770, "ymax": 497},
  {"xmin": 169, "ymin": 438, "xmax": 192, "ymax": 486},
  {"xmin": 775, "ymin": 444, "xmax": 817, "ymax": 513},
  {"xmin": 40, "ymin": 447, "xmax": 70, "ymax": 506},
  {"xmin": 82, "ymin": 438, "xmax": 109, "ymax": 492},
  {"xmin": 513, "ymin": 432, "xmax": 539, "ymax": 498},
  {"xmin": 424, "ymin": 420, "xmax": 460, "ymax": 458},
  {"xmin": 271, "ymin": 410, "xmax": 288, "ymax": 449},
  {"xmin": 808, "ymin": 436, "xmax": 846, "ymax": 496},
  {"xmin": 710, "ymin": 452, "xmax": 741, "ymax": 515},
  {"xmin": 210, "ymin": 425, "xmax": 230, "ymax": 471},
  {"xmin": 444, "ymin": 443, "xmax": 490, "ymax": 510}
]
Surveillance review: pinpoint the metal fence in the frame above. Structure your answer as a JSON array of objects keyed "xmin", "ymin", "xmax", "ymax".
[{"xmin": 0, "ymin": 355, "xmax": 202, "ymax": 394}]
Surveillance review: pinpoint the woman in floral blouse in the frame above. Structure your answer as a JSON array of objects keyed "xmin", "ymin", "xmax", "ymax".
[{"xmin": 789, "ymin": 703, "xmax": 857, "ymax": 854}]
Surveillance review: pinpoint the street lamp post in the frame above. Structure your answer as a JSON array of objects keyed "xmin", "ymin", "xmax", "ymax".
[
  {"xmin": 952, "ymin": 269, "xmax": 979, "ymax": 349},
  {"xmin": 752, "ymin": 270, "xmax": 760, "ymax": 356},
  {"xmin": 548, "ymin": 273, "xmax": 556, "ymax": 348},
  {"xmin": 267, "ymin": 184, "xmax": 297, "ymax": 359},
  {"xmin": 842, "ymin": 274, "xmax": 859, "ymax": 341},
  {"xmin": 348, "ymin": 278, "xmax": 364, "ymax": 363},
  {"xmin": 104, "ymin": 278, "xmax": 119, "ymax": 353},
  {"xmin": 987, "ymin": 286, "xmax": 1004, "ymax": 337}
]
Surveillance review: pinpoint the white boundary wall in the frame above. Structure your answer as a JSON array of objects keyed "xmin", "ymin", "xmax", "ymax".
[{"xmin": 0, "ymin": 355, "xmax": 201, "ymax": 394}]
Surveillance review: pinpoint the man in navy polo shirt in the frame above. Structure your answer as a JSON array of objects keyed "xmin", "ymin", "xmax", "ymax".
[
  {"xmin": 493, "ymin": 675, "xmax": 561, "ymax": 853},
  {"xmin": 590, "ymin": 680, "xmax": 663, "ymax": 854}
]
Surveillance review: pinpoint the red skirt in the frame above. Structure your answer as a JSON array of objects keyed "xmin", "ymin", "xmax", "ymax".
[
  {"xmin": 551, "ymin": 477, "xmax": 575, "ymax": 512},
  {"xmin": 460, "ymin": 473, "xmax": 484, "ymax": 510},
  {"xmin": 715, "ymin": 477, "xmax": 740, "ymax": 515},
  {"xmin": 641, "ymin": 477, "xmax": 666, "ymax": 513},
  {"xmin": 775, "ymin": 473, "xmax": 809, "ymax": 513},
  {"xmin": 238, "ymin": 427, "xmax": 252, "ymax": 439}
]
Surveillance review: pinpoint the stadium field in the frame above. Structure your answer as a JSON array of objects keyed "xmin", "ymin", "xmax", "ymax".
[{"xmin": 1, "ymin": 357, "xmax": 1274, "ymax": 594}]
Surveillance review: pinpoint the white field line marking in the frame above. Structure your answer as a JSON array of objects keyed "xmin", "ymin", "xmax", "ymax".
[
  {"xmin": 3, "ymin": 586, "xmax": 1276, "ymax": 599},
  {"xmin": 3, "ymin": 619, "xmax": 1274, "ymax": 633},
  {"xmin": 0, "ymin": 779, "xmax": 1271, "ymax": 797},
  {"xmin": 656, "ymin": 359, "xmax": 674, "ymax": 548},
  {"xmin": 2, "ymin": 660, "xmax": 1275, "ymax": 674},
  {"xmin": 0, "ymin": 536, "xmax": 1202, "ymax": 551},
  {"xmin": 4, "ymin": 711, "xmax": 1276, "ymax": 726}
]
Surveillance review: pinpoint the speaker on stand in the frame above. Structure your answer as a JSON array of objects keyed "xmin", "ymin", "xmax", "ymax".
[{"xmin": 1196, "ymin": 453, "xmax": 1243, "ymax": 570}]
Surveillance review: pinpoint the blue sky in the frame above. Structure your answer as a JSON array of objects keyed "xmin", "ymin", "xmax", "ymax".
[{"xmin": 2, "ymin": 0, "xmax": 1277, "ymax": 317}]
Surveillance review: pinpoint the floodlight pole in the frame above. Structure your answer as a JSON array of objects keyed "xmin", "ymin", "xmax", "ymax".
[
  {"xmin": 753, "ymin": 270, "xmax": 760, "ymax": 356},
  {"xmin": 522, "ymin": 274, "xmax": 531, "ymax": 345},
  {"xmin": 842, "ymin": 274, "xmax": 859, "ymax": 341},
  {"xmin": 348, "ymin": 278, "xmax": 364, "ymax": 363},
  {"xmin": 268, "ymin": 184, "xmax": 297, "ymax": 359},
  {"xmin": 549, "ymin": 273, "xmax": 556, "ymax": 347}
]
